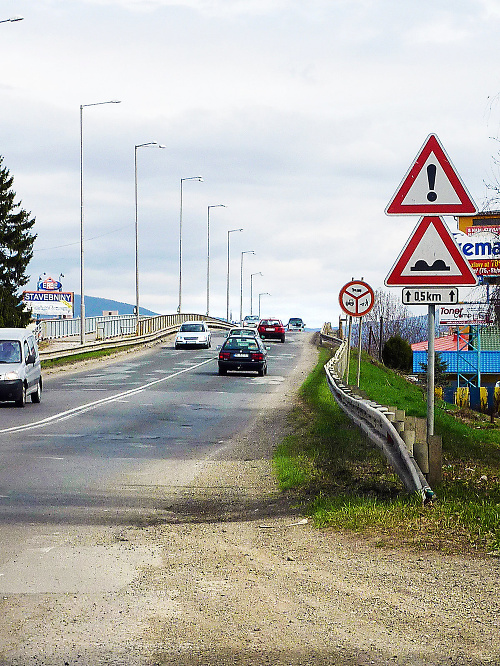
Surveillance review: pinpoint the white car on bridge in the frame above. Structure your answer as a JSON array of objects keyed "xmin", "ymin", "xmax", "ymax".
[{"xmin": 174, "ymin": 321, "xmax": 212, "ymax": 349}]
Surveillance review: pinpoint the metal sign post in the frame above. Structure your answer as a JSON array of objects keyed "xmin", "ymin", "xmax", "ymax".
[
  {"xmin": 427, "ymin": 304, "xmax": 435, "ymax": 437},
  {"xmin": 339, "ymin": 279, "xmax": 375, "ymax": 387},
  {"xmin": 345, "ymin": 316, "xmax": 352, "ymax": 383},
  {"xmin": 385, "ymin": 133, "xmax": 479, "ymax": 486},
  {"xmin": 356, "ymin": 316, "xmax": 364, "ymax": 388}
]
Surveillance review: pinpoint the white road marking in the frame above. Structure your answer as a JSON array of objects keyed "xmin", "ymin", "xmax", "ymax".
[
  {"xmin": 0, "ymin": 357, "xmax": 215, "ymax": 435},
  {"xmin": 250, "ymin": 376, "xmax": 285, "ymax": 384}
]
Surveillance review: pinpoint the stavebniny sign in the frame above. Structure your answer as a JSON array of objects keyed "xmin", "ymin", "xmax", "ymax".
[{"xmin": 23, "ymin": 291, "xmax": 74, "ymax": 316}]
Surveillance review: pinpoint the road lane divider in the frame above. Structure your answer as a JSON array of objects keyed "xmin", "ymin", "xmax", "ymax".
[{"xmin": 1, "ymin": 357, "xmax": 215, "ymax": 434}]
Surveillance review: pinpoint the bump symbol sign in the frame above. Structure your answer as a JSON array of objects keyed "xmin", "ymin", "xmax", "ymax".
[{"xmin": 385, "ymin": 216, "xmax": 478, "ymax": 287}]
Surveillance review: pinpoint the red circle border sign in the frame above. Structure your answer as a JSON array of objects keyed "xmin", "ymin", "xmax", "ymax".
[{"xmin": 339, "ymin": 280, "xmax": 375, "ymax": 317}]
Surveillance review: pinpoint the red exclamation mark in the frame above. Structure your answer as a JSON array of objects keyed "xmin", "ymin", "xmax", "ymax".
[{"xmin": 427, "ymin": 164, "xmax": 437, "ymax": 202}]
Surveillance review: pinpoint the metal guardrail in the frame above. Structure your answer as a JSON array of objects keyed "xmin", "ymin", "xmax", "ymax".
[
  {"xmin": 37, "ymin": 313, "xmax": 233, "ymax": 341},
  {"xmin": 324, "ymin": 337, "xmax": 433, "ymax": 500},
  {"xmin": 137, "ymin": 313, "xmax": 231, "ymax": 336},
  {"xmin": 39, "ymin": 313, "xmax": 233, "ymax": 361},
  {"xmin": 37, "ymin": 315, "xmax": 138, "ymax": 340},
  {"xmin": 319, "ymin": 322, "xmax": 343, "ymax": 347}
]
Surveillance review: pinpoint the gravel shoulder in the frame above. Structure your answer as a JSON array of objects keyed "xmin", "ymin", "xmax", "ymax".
[
  {"xmin": 140, "ymin": 335, "xmax": 500, "ymax": 666},
  {"xmin": 1, "ymin": 334, "xmax": 499, "ymax": 665}
]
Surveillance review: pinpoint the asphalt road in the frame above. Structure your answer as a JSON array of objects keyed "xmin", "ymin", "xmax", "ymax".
[{"xmin": 0, "ymin": 329, "xmax": 305, "ymax": 550}]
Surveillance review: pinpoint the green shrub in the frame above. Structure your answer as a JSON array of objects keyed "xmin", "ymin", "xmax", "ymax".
[{"xmin": 382, "ymin": 334, "xmax": 413, "ymax": 372}]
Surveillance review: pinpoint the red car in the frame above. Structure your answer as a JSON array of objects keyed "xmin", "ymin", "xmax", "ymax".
[{"xmin": 258, "ymin": 318, "xmax": 285, "ymax": 343}]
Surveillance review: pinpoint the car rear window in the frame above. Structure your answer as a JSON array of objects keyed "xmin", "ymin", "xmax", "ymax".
[
  {"xmin": 180, "ymin": 323, "xmax": 204, "ymax": 332},
  {"xmin": 224, "ymin": 338, "xmax": 260, "ymax": 351}
]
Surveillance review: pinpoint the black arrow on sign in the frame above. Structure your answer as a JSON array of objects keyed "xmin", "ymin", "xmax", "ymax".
[
  {"xmin": 449, "ymin": 290, "xmax": 456, "ymax": 303},
  {"xmin": 404, "ymin": 290, "xmax": 411, "ymax": 303}
]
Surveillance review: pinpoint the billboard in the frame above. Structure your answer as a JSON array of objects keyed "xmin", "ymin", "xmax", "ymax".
[
  {"xmin": 23, "ymin": 291, "xmax": 74, "ymax": 317},
  {"xmin": 455, "ymin": 229, "xmax": 500, "ymax": 277},
  {"xmin": 439, "ymin": 303, "xmax": 491, "ymax": 326}
]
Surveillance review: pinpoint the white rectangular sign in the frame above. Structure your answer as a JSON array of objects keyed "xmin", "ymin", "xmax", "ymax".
[
  {"xmin": 439, "ymin": 303, "xmax": 490, "ymax": 326},
  {"xmin": 23, "ymin": 291, "xmax": 74, "ymax": 317},
  {"xmin": 402, "ymin": 288, "xmax": 459, "ymax": 305}
]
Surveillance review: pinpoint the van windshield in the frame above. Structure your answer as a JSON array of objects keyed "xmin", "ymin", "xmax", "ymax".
[{"xmin": 0, "ymin": 340, "xmax": 22, "ymax": 363}]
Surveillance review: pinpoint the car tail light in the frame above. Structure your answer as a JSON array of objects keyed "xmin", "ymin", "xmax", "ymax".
[
  {"xmin": 251, "ymin": 353, "xmax": 264, "ymax": 361},
  {"xmin": 219, "ymin": 351, "xmax": 231, "ymax": 360}
]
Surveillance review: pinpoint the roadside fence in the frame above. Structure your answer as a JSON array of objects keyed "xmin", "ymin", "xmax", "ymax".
[
  {"xmin": 37, "ymin": 313, "xmax": 233, "ymax": 361},
  {"xmin": 319, "ymin": 322, "xmax": 343, "ymax": 348},
  {"xmin": 36, "ymin": 313, "xmax": 232, "ymax": 342},
  {"xmin": 37, "ymin": 315, "xmax": 136, "ymax": 340},
  {"xmin": 323, "ymin": 334, "xmax": 435, "ymax": 501}
]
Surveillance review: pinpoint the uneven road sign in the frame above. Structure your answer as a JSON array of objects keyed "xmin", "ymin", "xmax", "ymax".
[{"xmin": 385, "ymin": 216, "xmax": 478, "ymax": 287}]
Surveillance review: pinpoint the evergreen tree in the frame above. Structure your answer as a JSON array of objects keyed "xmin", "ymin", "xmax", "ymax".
[
  {"xmin": 420, "ymin": 352, "xmax": 449, "ymax": 387},
  {"xmin": 382, "ymin": 334, "xmax": 413, "ymax": 372},
  {"xmin": 0, "ymin": 156, "xmax": 36, "ymax": 327}
]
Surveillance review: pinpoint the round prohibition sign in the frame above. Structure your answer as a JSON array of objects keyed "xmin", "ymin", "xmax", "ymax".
[{"xmin": 339, "ymin": 280, "xmax": 375, "ymax": 317}]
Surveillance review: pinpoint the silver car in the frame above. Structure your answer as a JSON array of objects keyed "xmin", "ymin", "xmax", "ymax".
[
  {"xmin": 174, "ymin": 321, "xmax": 212, "ymax": 349},
  {"xmin": 0, "ymin": 328, "xmax": 42, "ymax": 407}
]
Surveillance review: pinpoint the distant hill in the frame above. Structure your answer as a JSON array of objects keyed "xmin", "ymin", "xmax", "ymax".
[{"xmin": 73, "ymin": 295, "xmax": 159, "ymax": 318}]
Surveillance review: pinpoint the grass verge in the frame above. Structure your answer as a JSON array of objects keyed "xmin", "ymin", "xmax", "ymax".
[
  {"xmin": 41, "ymin": 346, "xmax": 135, "ymax": 369},
  {"xmin": 273, "ymin": 346, "xmax": 500, "ymax": 556}
]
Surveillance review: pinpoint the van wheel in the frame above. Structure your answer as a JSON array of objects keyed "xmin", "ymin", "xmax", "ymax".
[
  {"xmin": 31, "ymin": 379, "xmax": 42, "ymax": 403},
  {"xmin": 16, "ymin": 385, "xmax": 26, "ymax": 408}
]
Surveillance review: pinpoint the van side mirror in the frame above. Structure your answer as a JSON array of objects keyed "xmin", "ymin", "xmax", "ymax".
[{"xmin": 27, "ymin": 352, "xmax": 36, "ymax": 365}]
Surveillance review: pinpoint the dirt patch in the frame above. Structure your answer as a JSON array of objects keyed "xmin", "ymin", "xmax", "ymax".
[
  {"xmin": 2, "ymin": 335, "xmax": 499, "ymax": 665},
  {"xmin": 139, "ymin": 335, "xmax": 499, "ymax": 666}
]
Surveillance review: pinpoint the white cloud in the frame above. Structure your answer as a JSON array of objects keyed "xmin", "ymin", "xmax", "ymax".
[{"xmin": 1, "ymin": 0, "xmax": 500, "ymax": 327}]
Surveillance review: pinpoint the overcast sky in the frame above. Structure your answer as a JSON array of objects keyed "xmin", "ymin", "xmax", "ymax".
[{"xmin": 2, "ymin": 0, "xmax": 500, "ymax": 327}]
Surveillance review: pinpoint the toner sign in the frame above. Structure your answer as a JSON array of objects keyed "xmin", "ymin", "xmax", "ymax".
[
  {"xmin": 23, "ymin": 291, "xmax": 74, "ymax": 316},
  {"xmin": 439, "ymin": 304, "xmax": 490, "ymax": 326}
]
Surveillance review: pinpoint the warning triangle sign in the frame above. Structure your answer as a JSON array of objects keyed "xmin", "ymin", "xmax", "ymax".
[
  {"xmin": 385, "ymin": 216, "xmax": 479, "ymax": 286},
  {"xmin": 385, "ymin": 134, "xmax": 477, "ymax": 215}
]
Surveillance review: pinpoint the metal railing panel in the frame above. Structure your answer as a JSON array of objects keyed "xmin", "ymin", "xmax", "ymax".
[{"xmin": 325, "ymin": 338, "xmax": 432, "ymax": 499}]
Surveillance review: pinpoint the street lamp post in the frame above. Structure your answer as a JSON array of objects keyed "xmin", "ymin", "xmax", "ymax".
[
  {"xmin": 258, "ymin": 292, "xmax": 270, "ymax": 318},
  {"xmin": 206, "ymin": 204, "xmax": 225, "ymax": 316},
  {"xmin": 240, "ymin": 250, "xmax": 255, "ymax": 325},
  {"xmin": 80, "ymin": 100, "xmax": 121, "ymax": 344},
  {"xmin": 178, "ymin": 176, "xmax": 203, "ymax": 313},
  {"xmin": 250, "ymin": 272, "xmax": 262, "ymax": 316},
  {"xmin": 134, "ymin": 142, "xmax": 166, "ymax": 331},
  {"xmin": 226, "ymin": 228, "xmax": 243, "ymax": 322}
]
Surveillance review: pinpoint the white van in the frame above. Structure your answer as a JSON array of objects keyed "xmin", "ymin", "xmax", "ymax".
[{"xmin": 0, "ymin": 328, "xmax": 42, "ymax": 407}]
